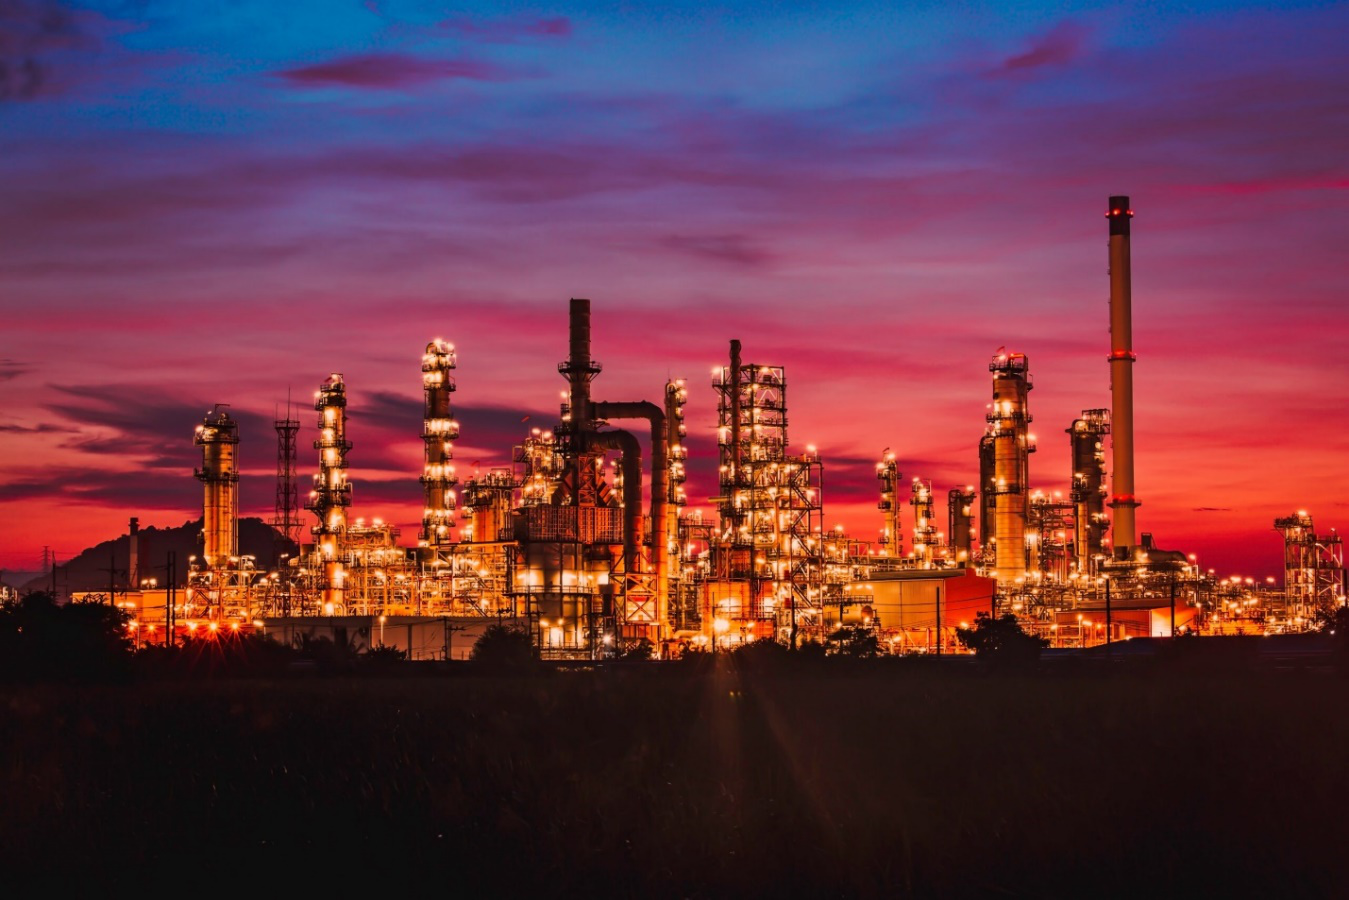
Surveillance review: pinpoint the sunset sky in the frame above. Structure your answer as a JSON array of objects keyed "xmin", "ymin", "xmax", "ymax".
[{"xmin": 2, "ymin": 0, "xmax": 1346, "ymax": 579}]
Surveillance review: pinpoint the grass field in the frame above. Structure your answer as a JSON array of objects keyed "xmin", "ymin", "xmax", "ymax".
[{"xmin": 3, "ymin": 662, "xmax": 1346, "ymax": 896}]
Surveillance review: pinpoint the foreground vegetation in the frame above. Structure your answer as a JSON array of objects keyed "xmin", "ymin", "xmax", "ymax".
[{"xmin": 2, "ymin": 662, "xmax": 1346, "ymax": 896}]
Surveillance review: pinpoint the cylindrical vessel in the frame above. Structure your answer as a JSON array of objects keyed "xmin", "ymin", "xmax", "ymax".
[
  {"xmin": 978, "ymin": 435, "xmax": 995, "ymax": 565},
  {"xmin": 1069, "ymin": 409, "xmax": 1111, "ymax": 575},
  {"xmin": 910, "ymin": 478, "xmax": 936, "ymax": 568},
  {"xmin": 420, "ymin": 339, "xmax": 459, "ymax": 547},
  {"xmin": 986, "ymin": 352, "xmax": 1034, "ymax": 583},
  {"xmin": 195, "ymin": 407, "xmax": 240, "ymax": 568},
  {"xmin": 876, "ymin": 452, "xmax": 901, "ymax": 555},
  {"xmin": 948, "ymin": 487, "xmax": 975, "ymax": 567},
  {"xmin": 308, "ymin": 375, "xmax": 351, "ymax": 612}
]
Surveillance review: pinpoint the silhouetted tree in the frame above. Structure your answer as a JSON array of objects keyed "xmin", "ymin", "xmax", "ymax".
[
  {"xmin": 621, "ymin": 637, "xmax": 655, "ymax": 661},
  {"xmin": 795, "ymin": 640, "xmax": 827, "ymax": 662},
  {"xmin": 956, "ymin": 613, "xmax": 1048, "ymax": 668},
  {"xmin": 1314, "ymin": 606, "xmax": 1349, "ymax": 677},
  {"xmin": 470, "ymin": 624, "xmax": 538, "ymax": 672},
  {"xmin": 731, "ymin": 637, "xmax": 794, "ymax": 669},
  {"xmin": 362, "ymin": 643, "xmax": 410, "ymax": 674},
  {"xmin": 293, "ymin": 632, "xmax": 361, "ymax": 673},
  {"xmin": 828, "ymin": 625, "xmax": 880, "ymax": 659},
  {"xmin": 0, "ymin": 592, "xmax": 132, "ymax": 681},
  {"xmin": 136, "ymin": 632, "xmax": 300, "ymax": 679}
]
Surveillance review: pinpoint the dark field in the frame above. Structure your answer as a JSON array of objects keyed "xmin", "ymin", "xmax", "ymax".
[{"xmin": 4, "ymin": 664, "xmax": 1346, "ymax": 897}]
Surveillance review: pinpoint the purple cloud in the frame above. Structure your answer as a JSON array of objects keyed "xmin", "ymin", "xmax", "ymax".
[
  {"xmin": 0, "ymin": 358, "xmax": 29, "ymax": 381},
  {"xmin": 0, "ymin": 0, "xmax": 99, "ymax": 100},
  {"xmin": 277, "ymin": 52, "xmax": 512, "ymax": 89},
  {"xmin": 438, "ymin": 15, "xmax": 572, "ymax": 42},
  {"xmin": 663, "ymin": 233, "xmax": 774, "ymax": 268},
  {"xmin": 992, "ymin": 21, "xmax": 1088, "ymax": 76}
]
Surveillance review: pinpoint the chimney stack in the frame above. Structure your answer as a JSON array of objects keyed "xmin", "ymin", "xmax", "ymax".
[{"xmin": 1106, "ymin": 195, "xmax": 1139, "ymax": 557}]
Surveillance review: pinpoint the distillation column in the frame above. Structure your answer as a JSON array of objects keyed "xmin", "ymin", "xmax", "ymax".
[
  {"xmin": 665, "ymin": 379, "xmax": 689, "ymax": 621},
  {"xmin": 1107, "ymin": 195, "xmax": 1140, "ymax": 558},
  {"xmin": 911, "ymin": 478, "xmax": 937, "ymax": 568},
  {"xmin": 1069, "ymin": 409, "xmax": 1111, "ymax": 575},
  {"xmin": 949, "ymin": 486, "xmax": 975, "ymax": 568},
  {"xmin": 195, "ymin": 406, "xmax": 240, "ymax": 569},
  {"xmin": 977, "ymin": 435, "xmax": 995, "ymax": 566},
  {"xmin": 876, "ymin": 451, "xmax": 901, "ymax": 556},
  {"xmin": 307, "ymin": 375, "xmax": 352, "ymax": 612},
  {"xmin": 420, "ymin": 339, "xmax": 460, "ymax": 549},
  {"xmin": 985, "ymin": 352, "xmax": 1035, "ymax": 583}
]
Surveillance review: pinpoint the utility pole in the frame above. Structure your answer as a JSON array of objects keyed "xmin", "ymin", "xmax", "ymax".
[
  {"xmin": 102, "ymin": 549, "xmax": 121, "ymax": 608},
  {"xmin": 1105, "ymin": 578, "xmax": 1113, "ymax": 658},
  {"xmin": 1170, "ymin": 575, "xmax": 1177, "ymax": 638},
  {"xmin": 935, "ymin": 584, "xmax": 943, "ymax": 657},
  {"xmin": 163, "ymin": 551, "xmax": 177, "ymax": 647},
  {"xmin": 443, "ymin": 619, "xmax": 468, "ymax": 661}
]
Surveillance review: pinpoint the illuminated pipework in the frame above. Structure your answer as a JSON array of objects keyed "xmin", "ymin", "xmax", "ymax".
[
  {"xmin": 985, "ymin": 351, "xmax": 1035, "ymax": 583},
  {"xmin": 876, "ymin": 451, "xmax": 901, "ymax": 556},
  {"xmin": 1027, "ymin": 490, "xmax": 1072, "ymax": 582},
  {"xmin": 1068, "ymin": 409, "xmax": 1111, "ymax": 575},
  {"xmin": 948, "ymin": 486, "xmax": 975, "ymax": 567},
  {"xmin": 710, "ymin": 341, "xmax": 824, "ymax": 640},
  {"xmin": 307, "ymin": 374, "xmax": 352, "ymax": 612},
  {"xmin": 419, "ymin": 339, "xmax": 460, "ymax": 548},
  {"xmin": 1274, "ymin": 512, "xmax": 1346, "ymax": 621},
  {"xmin": 910, "ymin": 478, "xmax": 937, "ymax": 568},
  {"xmin": 1107, "ymin": 195, "xmax": 1140, "ymax": 556},
  {"xmin": 516, "ymin": 428, "xmax": 562, "ymax": 508},
  {"xmin": 666, "ymin": 379, "xmax": 688, "ymax": 575},
  {"xmin": 977, "ymin": 434, "xmax": 995, "ymax": 566},
  {"xmin": 194, "ymin": 405, "xmax": 240, "ymax": 568}
]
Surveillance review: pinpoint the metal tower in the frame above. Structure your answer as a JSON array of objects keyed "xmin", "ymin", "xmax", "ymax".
[{"xmin": 271, "ymin": 399, "xmax": 301, "ymax": 552}]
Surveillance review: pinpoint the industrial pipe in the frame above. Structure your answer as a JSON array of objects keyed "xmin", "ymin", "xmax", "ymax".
[
  {"xmin": 594, "ymin": 400, "xmax": 670, "ymax": 639},
  {"xmin": 590, "ymin": 429, "xmax": 644, "ymax": 612}
]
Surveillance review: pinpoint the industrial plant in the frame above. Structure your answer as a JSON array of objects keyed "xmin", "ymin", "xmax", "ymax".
[{"xmin": 89, "ymin": 197, "xmax": 1346, "ymax": 657}]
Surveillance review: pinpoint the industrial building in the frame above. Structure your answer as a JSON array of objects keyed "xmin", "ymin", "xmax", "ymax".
[{"xmin": 88, "ymin": 196, "xmax": 1344, "ymax": 655}]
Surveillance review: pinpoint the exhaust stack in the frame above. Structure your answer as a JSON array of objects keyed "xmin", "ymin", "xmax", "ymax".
[{"xmin": 1106, "ymin": 196, "xmax": 1139, "ymax": 557}]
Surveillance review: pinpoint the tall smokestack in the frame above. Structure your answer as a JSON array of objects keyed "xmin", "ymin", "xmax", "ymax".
[
  {"xmin": 128, "ymin": 517, "xmax": 140, "ymax": 590},
  {"xmin": 566, "ymin": 298, "xmax": 596, "ymax": 433},
  {"xmin": 561, "ymin": 298, "xmax": 602, "ymax": 507},
  {"xmin": 1106, "ymin": 195, "xmax": 1139, "ymax": 557}
]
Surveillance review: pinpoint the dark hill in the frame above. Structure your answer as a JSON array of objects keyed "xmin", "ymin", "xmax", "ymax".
[{"xmin": 23, "ymin": 518, "xmax": 297, "ymax": 598}]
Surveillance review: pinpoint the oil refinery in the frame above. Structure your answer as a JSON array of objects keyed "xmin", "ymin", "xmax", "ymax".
[{"xmin": 90, "ymin": 197, "xmax": 1346, "ymax": 658}]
